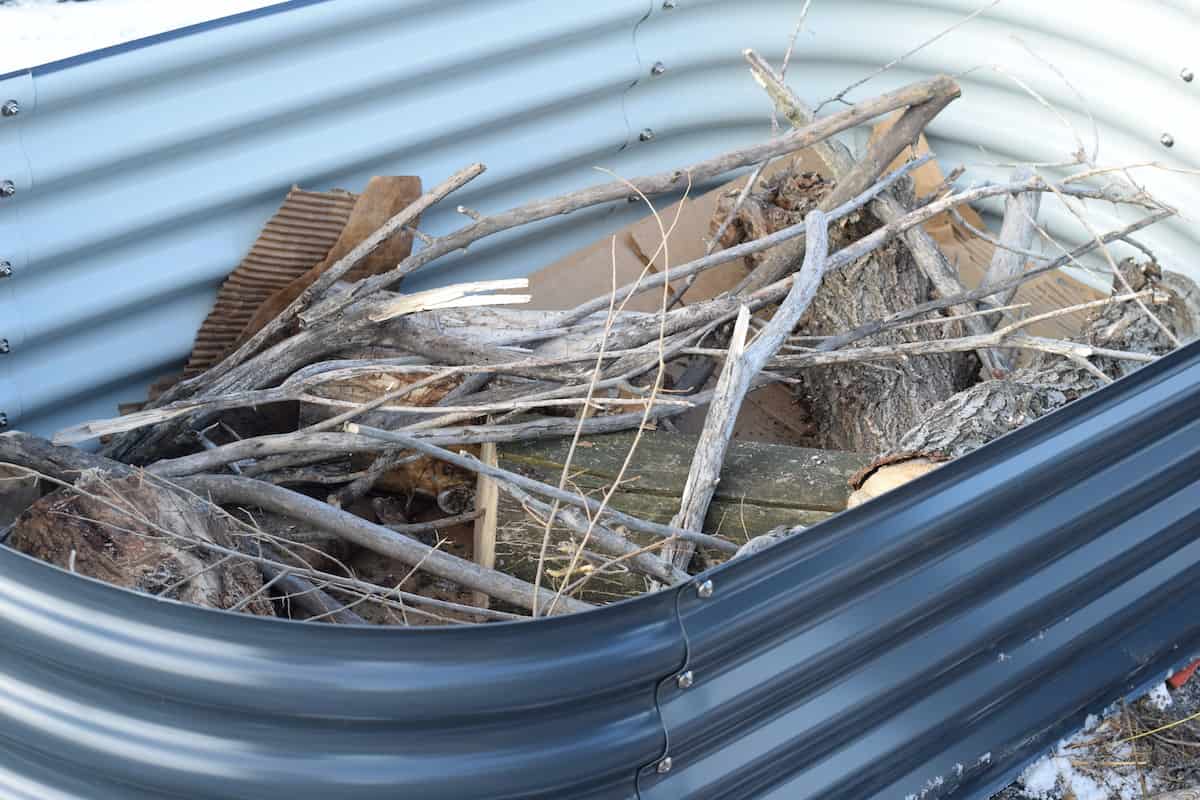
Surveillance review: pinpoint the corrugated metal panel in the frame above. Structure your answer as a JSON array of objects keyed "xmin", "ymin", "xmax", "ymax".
[
  {"xmin": 643, "ymin": 337, "xmax": 1200, "ymax": 799},
  {"xmin": 0, "ymin": 538, "xmax": 682, "ymax": 799},
  {"xmin": 2, "ymin": 341, "xmax": 1199, "ymax": 798},
  {"xmin": 2, "ymin": 4, "xmax": 1200, "ymax": 798},
  {"xmin": 3, "ymin": 0, "xmax": 1199, "ymax": 435}
]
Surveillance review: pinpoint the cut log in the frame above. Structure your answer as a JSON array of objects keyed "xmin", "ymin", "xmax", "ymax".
[
  {"xmin": 848, "ymin": 260, "xmax": 1200, "ymax": 505},
  {"xmin": 1084, "ymin": 258, "xmax": 1200, "ymax": 379},
  {"xmin": 719, "ymin": 161, "xmax": 970, "ymax": 452},
  {"xmin": 493, "ymin": 431, "xmax": 868, "ymax": 601}
]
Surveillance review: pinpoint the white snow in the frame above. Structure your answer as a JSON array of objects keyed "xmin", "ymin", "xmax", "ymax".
[
  {"xmin": 1146, "ymin": 682, "xmax": 1174, "ymax": 711},
  {"xmin": 1018, "ymin": 727, "xmax": 1155, "ymax": 800},
  {"xmin": 1, "ymin": 0, "xmax": 281, "ymax": 74}
]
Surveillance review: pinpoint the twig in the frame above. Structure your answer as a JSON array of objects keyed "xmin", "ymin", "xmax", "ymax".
[
  {"xmin": 815, "ymin": 211, "xmax": 1173, "ymax": 352},
  {"xmin": 813, "ymin": 0, "xmax": 1002, "ymax": 113},
  {"xmin": 663, "ymin": 210, "xmax": 830, "ymax": 572},
  {"xmin": 343, "ymin": 424, "xmax": 738, "ymax": 554},
  {"xmin": 298, "ymin": 76, "xmax": 962, "ymax": 326},
  {"xmin": 501, "ymin": 483, "xmax": 686, "ymax": 585},
  {"xmin": 165, "ymin": 163, "xmax": 486, "ymax": 397},
  {"xmin": 180, "ymin": 473, "xmax": 592, "ymax": 615}
]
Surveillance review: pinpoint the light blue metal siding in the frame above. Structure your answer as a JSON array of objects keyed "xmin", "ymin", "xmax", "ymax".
[{"xmin": 2, "ymin": 0, "xmax": 1199, "ymax": 436}]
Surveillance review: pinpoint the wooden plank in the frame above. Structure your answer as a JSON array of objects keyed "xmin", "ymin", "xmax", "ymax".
[
  {"xmin": 471, "ymin": 441, "xmax": 499, "ymax": 609},
  {"xmin": 494, "ymin": 432, "xmax": 868, "ymax": 603},
  {"xmin": 500, "ymin": 431, "xmax": 867, "ymax": 512}
]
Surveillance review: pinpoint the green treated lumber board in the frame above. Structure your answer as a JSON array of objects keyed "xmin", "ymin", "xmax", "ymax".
[
  {"xmin": 499, "ymin": 431, "xmax": 869, "ymax": 513},
  {"xmin": 493, "ymin": 433, "xmax": 869, "ymax": 602}
]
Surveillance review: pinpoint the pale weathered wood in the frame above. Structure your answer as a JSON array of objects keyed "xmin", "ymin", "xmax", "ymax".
[
  {"xmin": 663, "ymin": 210, "xmax": 831, "ymax": 572},
  {"xmin": 300, "ymin": 76, "xmax": 963, "ymax": 328},
  {"xmin": 472, "ymin": 440, "xmax": 499, "ymax": 609},
  {"xmin": 979, "ymin": 166, "xmax": 1043, "ymax": 375}
]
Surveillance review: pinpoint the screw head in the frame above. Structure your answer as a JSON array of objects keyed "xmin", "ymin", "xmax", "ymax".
[
  {"xmin": 676, "ymin": 670, "xmax": 694, "ymax": 689},
  {"xmin": 0, "ymin": 412, "xmax": 7, "ymax": 429},
  {"xmin": 1161, "ymin": 133, "xmax": 1176, "ymax": 148},
  {"xmin": 0, "ymin": 339, "xmax": 9, "ymax": 355},
  {"xmin": 651, "ymin": 61, "xmax": 667, "ymax": 76},
  {"xmin": 1183, "ymin": 68, "xmax": 1195, "ymax": 83},
  {"xmin": 1, "ymin": 100, "xmax": 18, "ymax": 117},
  {"xmin": 0, "ymin": 181, "xmax": 14, "ymax": 198},
  {"xmin": 0, "ymin": 260, "xmax": 11, "ymax": 279},
  {"xmin": 638, "ymin": 128, "xmax": 656, "ymax": 142},
  {"xmin": 663, "ymin": 0, "xmax": 677, "ymax": 8},
  {"xmin": 656, "ymin": 757, "xmax": 673, "ymax": 774},
  {"xmin": 696, "ymin": 579, "xmax": 714, "ymax": 599}
]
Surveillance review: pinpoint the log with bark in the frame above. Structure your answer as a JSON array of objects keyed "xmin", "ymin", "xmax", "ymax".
[{"xmin": 847, "ymin": 261, "xmax": 1200, "ymax": 504}]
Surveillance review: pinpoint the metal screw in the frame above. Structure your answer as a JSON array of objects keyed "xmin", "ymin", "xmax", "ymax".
[
  {"xmin": 656, "ymin": 757, "xmax": 673, "ymax": 774},
  {"xmin": 0, "ymin": 260, "xmax": 11, "ymax": 279},
  {"xmin": 1, "ymin": 100, "xmax": 18, "ymax": 117},
  {"xmin": 0, "ymin": 412, "xmax": 7, "ymax": 430},
  {"xmin": 676, "ymin": 670, "xmax": 694, "ymax": 689},
  {"xmin": 651, "ymin": 61, "xmax": 667, "ymax": 76},
  {"xmin": 1183, "ymin": 68, "xmax": 1195, "ymax": 83},
  {"xmin": 663, "ymin": 0, "xmax": 677, "ymax": 8},
  {"xmin": 696, "ymin": 579, "xmax": 714, "ymax": 599},
  {"xmin": 639, "ymin": 128, "xmax": 656, "ymax": 143},
  {"xmin": 0, "ymin": 181, "xmax": 14, "ymax": 198},
  {"xmin": 1161, "ymin": 133, "xmax": 1176, "ymax": 148},
  {"xmin": 0, "ymin": 339, "xmax": 9, "ymax": 355}
]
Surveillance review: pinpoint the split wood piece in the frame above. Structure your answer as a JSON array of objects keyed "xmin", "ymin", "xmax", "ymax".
[
  {"xmin": 472, "ymin": 441, "xmax": 499, "ymax": 609},
  {"xmin": 0, "ymin": 431, "xmax": 587, "ymax": 616},
  {"xmin": 495, "ymin": 430, "xmax": 867, "ymax": 569},
  {"xmin": 496, "ymin": 483, "xmax": 688, "ymax": 604},
  {"xmin": 300, "ymin": 76, "xmax": 963, "ymax": 327},
  {"xmin": 846, "ymin": 263, "xmax": 1199, "ymax": 507},
  {"xmin": 1083, "ymin": 259, "xmax": 1200, "ymax": 380},
  {"xmin": 8, "ymin": 470, "xmax": 276, "ymax": 616},
  {"xmin": 346, "ymin": 424, "xmax": 744, "ymax": 553},
  {"xmin": 663, "ymin": 211, "xmax": 832, "ymax": 571},
  {"xmin": 978, "ymin": 166, "xmax": 1043, "ymax": 375}
]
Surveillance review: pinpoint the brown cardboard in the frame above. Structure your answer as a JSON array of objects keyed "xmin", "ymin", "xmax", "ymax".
[{"xmin": 869, "ymin": 114, "xmax": 1103, "ymax": 339}]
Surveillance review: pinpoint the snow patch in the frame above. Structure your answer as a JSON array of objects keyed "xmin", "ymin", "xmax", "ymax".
[
  {"xmin": 1147, "ymin": 682, "xmax": 1174, "ymax": 711},
  {"xmin": 1, "ymin": 0, "xmax": 280, "ymax": 74}
]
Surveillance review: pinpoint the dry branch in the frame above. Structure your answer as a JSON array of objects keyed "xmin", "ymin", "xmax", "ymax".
[{"xmin": 664, "ymin": 210, "xmax": 830, "ymax": 570}]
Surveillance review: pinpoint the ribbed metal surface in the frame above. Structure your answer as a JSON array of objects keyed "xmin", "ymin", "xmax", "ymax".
[
  {"xmin": 0, "ymin": 541, "xmax": 682, "ymax": 799},
  {"xmin": 645, "ymin": 339, "xmax": 1200, "ymax": 799},
  {"xmin": 2, "ymin": 344, "xmax": 1198, "ymax": 799},
  {"xmin": 2, "ymin": 3, "xmax": 1200, "ymax": 798},
  {"xmin": 3, "ymin": 0, "xmax": 1199, "ymax": 435}
]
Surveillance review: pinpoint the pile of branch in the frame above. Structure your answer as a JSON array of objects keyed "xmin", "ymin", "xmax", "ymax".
[{"xmin": 0, "ymin": 50, "xmax": 1192, "ymax": 625}]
